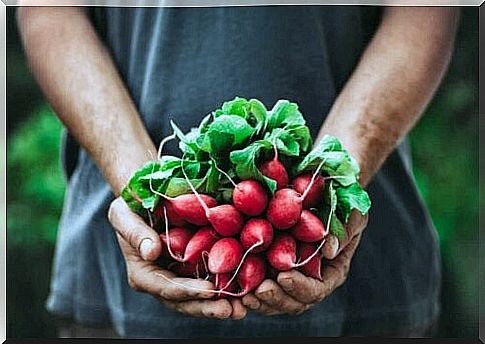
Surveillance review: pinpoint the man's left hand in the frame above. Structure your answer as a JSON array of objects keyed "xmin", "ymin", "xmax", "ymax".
[{"xmin": 242, "ymin": 212, "xmax": 368, "ymax": 316}]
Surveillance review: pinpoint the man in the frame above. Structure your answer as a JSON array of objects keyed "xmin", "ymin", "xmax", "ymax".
[{"xmin": 17, "ymin": 4, "xmax": 458, "ymax": 338}]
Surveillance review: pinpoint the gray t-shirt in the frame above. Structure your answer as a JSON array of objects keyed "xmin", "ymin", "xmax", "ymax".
[{"xmin": 46, "ymin": 6, "xmax": 441, "ymax": 338}]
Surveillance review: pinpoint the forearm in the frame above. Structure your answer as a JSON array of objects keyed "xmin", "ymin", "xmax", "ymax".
[
  {"xmin": 17, "ymin": 6, "xmax": 156, "ymax": 195},
  {"xmin": 318, "ymin": 7, "xmax": 459, "ymax": 186}
]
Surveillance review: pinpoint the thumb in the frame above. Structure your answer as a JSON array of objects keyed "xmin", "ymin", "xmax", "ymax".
[{"xmin": 108, "ymin": 197, "xmax": 162, "ymax": 261}]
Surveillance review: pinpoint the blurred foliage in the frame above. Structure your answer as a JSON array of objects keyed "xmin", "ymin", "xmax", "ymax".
[
  {"xmin": 407, "ymin": 9, "xmax": 479, "ymax": 338},
  {"xmin": 6, "ymin": 6, "xmax": 479, "ymax": 339},
  {"xmin": 7, "ymin": 106, "xmax": 66, "ymax": 246}
]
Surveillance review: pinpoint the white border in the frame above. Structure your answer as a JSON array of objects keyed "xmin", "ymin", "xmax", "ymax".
[{"xmin": 1, "ymin": 1, "xmax": 482, "ymax": 342}]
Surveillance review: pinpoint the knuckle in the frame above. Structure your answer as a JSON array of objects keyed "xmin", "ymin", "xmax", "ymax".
[
  {"xmin": 159, "ymin": 287, "xmax": 172, "ymax": 300},
  {"xmin": 127, "ymin": 275, "xmax": 140, "ymax": 291},
  {"xmin": 126, "ymin": 229, "xmax": 141, "ymax": 250},
  {"xmin": 108, "ymin": 198, "xmax": 122, "ymax": 222}
]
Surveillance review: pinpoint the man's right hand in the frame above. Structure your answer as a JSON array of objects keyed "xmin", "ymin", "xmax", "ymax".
[{"xmin": 108, "ymin": 197, "xmax": 247, "ymax": 320}]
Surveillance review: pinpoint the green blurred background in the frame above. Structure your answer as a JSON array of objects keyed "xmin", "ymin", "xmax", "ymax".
[{"xmin": 6, "ymin": 7, "xmax": 479, "ymax": 338}]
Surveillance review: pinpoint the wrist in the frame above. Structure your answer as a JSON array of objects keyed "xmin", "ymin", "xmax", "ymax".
[
  {"xmin": 104, "ymin": 141, "xmax": 157, "ymax": 197},
  {"xmin": 316, "ymin": 121, "xmax": 373, "ymax": 187}
]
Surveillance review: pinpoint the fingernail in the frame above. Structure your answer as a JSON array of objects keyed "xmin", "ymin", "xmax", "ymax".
[
  {"xmin": 139, "ymin": 238, "xmax": 153, "ymax": 260},
  {"xmin": 257, "ymin": 289, "xmax": 274, "ymax": 300},
  {"xmin": 247, "ymin": 299, "xmax": 260, "ymax": 310},
  {"xmin": 279, "ymin": 277, "xmax": 294, "ymax": 291}
]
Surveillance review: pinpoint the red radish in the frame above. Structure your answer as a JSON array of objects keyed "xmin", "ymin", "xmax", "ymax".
[
  {"xmin": 233, "ymin": 180, "xmax": 268, "ymax": 216},
  {"xmin": 162, "ymin": 207, "xmax": 219, "ymax": 264},
  {"xmin": 240, "ymin": 218, "xmax": 273, "ymax": 253},
  {"xmin": 215, "ymin": 273, "xmax": 237, "ymax": 293},
  {"xmin": 211, "ymin": 163, "xmax": 268, "ymax": 217},
  {"xmin": 179, "ymin": 163, "xmax": 245, "ymax": 236},
  {"xmin": 206, "ymin": 204, "xmax": 244, "ymax": 236},
  {"xmin": 208, "ymin": 238, "xmax": 244, "ymax": 274},
  {"xmin": 298, "ymin": 242, "xmax": 323, "ymax": 280},
  {"xmin": 183, "ymin": 226, "xmax": 220, "ymax": 263},
  {"xmin": 266, "ymin": 234, "xmax": 297, "ymax": 271},
  {"xmin": 267, "ymin": 233, "xmax": 328, "ymax": 272},
  {"xmin": 258, "ymin": 146, "xmax": 289, "ymax": 190},
  {"xmin": 216, "ymin": 219, "xmax": 273, "ymax": 293},
  {"xmin": 159, "ymin": 227, "xmax": 192, "ymax": 258},
  {"xmin": 169, "ymin": 260, "xmax": 206, "ymax": 278},
  {"xmin": 213, "ymin": 273, "xmax": 238, "ymax": 299},
  {"xmin": 292, "ymin": 210, "xmax": 327, "ymax": 242},
  {"xmin": 236, "ymin": 255, "xmax": 266, "ymax": 295},
  {"xmin": 292, "ymin": 173, "xmax": 325, "ymax": 209},
  {"xmin": 266, "ymin": 156, "xmax": 332, "ymax": 229},
  {"xmin": 168, "ymin": 194, "xmax": 218, "ymax": 226},
  {"xmin": 164, "ymin": 201, "xmax": 188, "ymax": 226},
  {"xmin": 215, "ymin": 255, "xmax": 266, "ymax": 297},
  {"xmin": 266, "ymin": 188, "xmax": 303, "ymax": 230}
]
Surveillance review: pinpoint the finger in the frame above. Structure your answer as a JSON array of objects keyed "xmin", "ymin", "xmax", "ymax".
[
  {"xmin": 241, "ymin": 294, "xmax": 283, "ymax": 316},
  {"xmin": 280, "ymin": 235, "xmax": 361, "ymax": 304},
  {"xmin": 242, "ymin": 293, "xmax": 261, "ymax": 310},
  {"xmin": 108, "ymin": 197, "xmax": 162, "ymax": 261},
  {"xmin": 229, "ymin": 298, "xmax": 247, "ymax": 320},
  {"xmin": 321, "ymin": 234, "xmax": 339, "ymax": 260},
  {"xmin": 164, "ymin": 299, "xmax": 233, "ymax": 319},
  {"xmin": 254, "ymin": 279, "xmax": 308, "ymax": 315},
  {"xmin": 250, "ymin": 302, "xmax": 283, "ymax": 316},
  {"xmin": 322, "ymin": 212, "xmax": 368, "ymax": 260},
  {"xmin": 117, "ymin": 235, "xmax": 215, "ymax": 301}
]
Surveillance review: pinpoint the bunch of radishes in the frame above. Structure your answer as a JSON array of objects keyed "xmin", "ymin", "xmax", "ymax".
[{"xmin": 122, "ymin": 97, "xmax": 371, "ymax": 298}]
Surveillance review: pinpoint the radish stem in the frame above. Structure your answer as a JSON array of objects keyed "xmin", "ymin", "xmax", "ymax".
[
  {"xmin": 180, "ymin": 156, "xmax": 211, "ymax": 214},
  {"xmin": 211, "ymin": 158, "xmax": 238, "ymax": 189},
  {"xmin": 157, "ymin": 133, "xmax": 176, "ymax": 161}
]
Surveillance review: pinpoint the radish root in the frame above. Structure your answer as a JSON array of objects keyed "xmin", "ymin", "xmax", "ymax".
[
  {"xmin": 300, "ymin": 157, "xmax": 328, "ymax": 201},
  {"xmin": 293, "ymin": 205, "xmax": 333, "ymax": 268},
  {"xmin": 219, "ymin": 240, "xmax": 263, "ymax": 292},
  {"xmin": 162, "ymin": 206, "xmax": 185, "ymax": 263}
]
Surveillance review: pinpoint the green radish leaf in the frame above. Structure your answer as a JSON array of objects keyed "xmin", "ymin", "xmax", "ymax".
[
  {"xmin": 265, "ymin": 128, "xmax": 300, "ymax": 157},
  {"xmin": 287, "ymin": 124, "xmax": 312, "ymax": 153},
  {"xmin": 267, "ymin": 99, "xmax": 306, "ymax": 129},
  {"xmin": 336, "ymin": 182, "xmax": 371, "ymax": 222},
  {"xmin": 248, "ymin": 98, "xmax": 268, "ymax": 135},
  {"xmin": 230, "ymin": 141, "xmax": 277, "ymax": 193},
  {"xmin": 219, "ymin": 187, "xmax": 234, "ymax": 204},
  {"xmin": 330, "ymin": 214, "xmax": 346, "ymax": 240},
  {"xmin": 200, "ymin": 130, "xmax": 234, "ymax": 156},
  {"xmin": 198, "ymin": 114, "xmax": 212, "ymax": 134},
  {"xmin": 295, "ymin": 135, "xmax": 358, "ymax": 186},
  {"xmin": 276, "ymin": 136, "xmax": 300, "ymax": 157},
  {"xmin": 196, "ymin": 163, "xmax": 221, "ymax": 195},
  {"xmin": 142, "ymin": 194, "xmax": 159, "ymax": 211},
  {"xmin": 220, "ymin": 97, "xmax": 250, "ymax": 119},
  {"xmin": 170, "ymin": 121, "xmax": 200, "ymax": 155},
  {"xmin": 201, "ymin": 115, "xmax": 255, "ymax": 157},
  {"xmin": 164, "ymin": 177, "xmax": 203, "ymax": 197},
  {"xmin": 121, "ymin": 186, "xmax": 145, "ymax": 216}
]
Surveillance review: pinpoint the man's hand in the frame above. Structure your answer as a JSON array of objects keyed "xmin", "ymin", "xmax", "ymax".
[
  {"xmin": 242, "ymin": 212, "xmax": 367, "ymax": 315},
  {"xmin": 242, "ymin": 6, "xmax": 458, "ymax": 317},
  {"xmin": 108, "ymin": 197, "xmax": 247, "ymax": 320}
]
